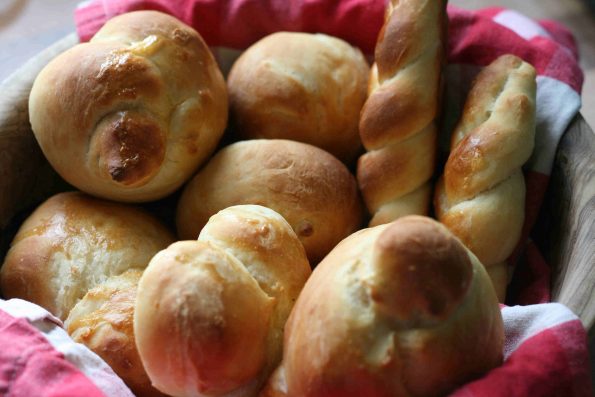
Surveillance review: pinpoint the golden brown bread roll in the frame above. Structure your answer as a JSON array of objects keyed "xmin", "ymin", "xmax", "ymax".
[
  {"xmin": 227, "ymin": 32, "xmax": 369, "ymax": 164},
  {"xmin": 261, "ymin": 216, "xmax": 504, "ymax": 397},
  {"xmin": 0, "ymin": 191, "xmax": 175, "ymax": 319},
  {"xmin": 434, "ymin": 54, "xmax": 537, "ymax": 301},
  {"xmin": 357, "ymin": 0, "xmax": 447, "ymax": 226},
  {"xmin": 176, "ymin": 139, "xmax": 364, "ymax": 264},
  {"xmin": 0, "ymin": 191, "xmax": 175, "ymax": 395},
  {"xmin": 134, "ymin": 205, "xmax": 312, "ymax": 397},
  {"xmin": 28, "ymin": 11, "xmax": 228, "ymax": 202},
  {"xmin": 65, "ymin": 269, "xmax": 166, "ymax": 397}
]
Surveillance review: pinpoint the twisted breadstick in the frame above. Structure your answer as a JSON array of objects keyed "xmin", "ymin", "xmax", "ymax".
[
  {"xmin": 434, "ymin": 55, "xmax": 537, "ymax": 301},
  {"xmin": 357, "ymin": 0, "xmax": 447, "ymax": 226}
]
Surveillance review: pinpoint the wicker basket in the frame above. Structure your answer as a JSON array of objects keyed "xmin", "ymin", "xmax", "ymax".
[{"xmin": 1, "ymin": 33, "xmax": 594, "ymax": 373}]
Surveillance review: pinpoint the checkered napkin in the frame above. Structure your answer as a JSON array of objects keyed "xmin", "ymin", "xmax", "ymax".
[
  {"xmin": 0, "ymin": 299, "xmax": 134, "ymax": 397},
  {"xmin": 3, "ymin": 1, "xmax": 589, "ymax": 396}
]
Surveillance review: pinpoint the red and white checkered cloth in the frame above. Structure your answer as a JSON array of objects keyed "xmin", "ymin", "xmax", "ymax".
[
  {"xmin": 2, "ymin": 1, "xmax": 591, "ymax": 396},
  {"xmin": 0, "ymin": 299, "xmax": 134, "ymax": 397}
]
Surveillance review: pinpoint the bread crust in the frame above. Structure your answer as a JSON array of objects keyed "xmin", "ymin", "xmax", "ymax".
[
  {"xmin": 227, "ymin": 32, "xmax": 369, "ymax": 164},
  {"xmin": 434, "ymin": 55, "xmax": 537, "ymax": 300},
  {"xmin": 65, "ymin": 269, "xmax": 167, "ymax": 397},
  {"xmin": 28, "ymin": 11, "xmax": 228, "ymax": 202},
  {"xmin": 176, "ymin": 139, "xmax": 363, "ymax": 264},
  {"xmin": 0, "ymin": 191, "xmax": 174, "ymax": 319},
  {"xmin": 135, "ymin": 205, "xmax": 311, "ymax": 397},
  {"xmin": 357, "ymin": 0, "xmax": 447, "ymax": 225},
  {"xmin": 261, "ymin": 216, "xmax": 503, "ymax": 397}
]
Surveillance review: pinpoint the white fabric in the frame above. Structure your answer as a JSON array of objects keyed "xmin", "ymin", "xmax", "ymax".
[
  {"xmin": 0, "ymin": 298, "xmax": 134, "ymax": 397},
  {"xmin": 501, "ymin": 303, "xmax": 578, "ymax": 359},
  {"xmin": 493, "ymin": 10, "xmax": 553, "ymax": 40}
]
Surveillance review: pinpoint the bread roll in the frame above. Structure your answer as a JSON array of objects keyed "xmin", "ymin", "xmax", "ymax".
[
  {"xmin": 261, "ymin": 216, "xmax": 504, "ymax": 397},
  {"xmin": 28, "ymin": 11, "xmax": 228, "ymax": 202},
  {"xmin": 0, "ymin": 191, "xmax": 175, "ymax": 320},
  {"xmin": 176, "ymin": 139, "xmax": 363, "ymax": 264},
  {"xmin": 357, "ymin": 0, "xmax": 447, "ymax": 225},
  {"xmin": 434, "ymin": 55, "xmax": 537, "ymax": 301},
  {"xmin": 65, "ymin": 269, "xmax": 166, "ymax": 397},
  {"xmin": 227, "ymin": 32, "xmax": 369, "ymax": 164},
  {"xmin": 135, "ymin": 205, "xmax": 312, "ymax": 397}
]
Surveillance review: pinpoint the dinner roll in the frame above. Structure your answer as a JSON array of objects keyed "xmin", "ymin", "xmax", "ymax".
[
  {"xmin": 262, "ymin": 216, "xmax": 504, "ymax": 397},
  {"xmin": 176, "ymin": 140, "xmax": 364, "ymax": 264},
  {"xmin": 28, "ymin": 11, "xmax": 228, "ymax": 202},
  {"xmin": 227, "ymin": 32, "xmax": 369, "ymax": 164},
  {"xmin": 65, "ymin": 269, "xmax": 166, "ymax": 397},
  {"xmin": 135, "ymin": 205, "xmax": 311, "ymax": 397},
  {"xmin": 0, "ymin": 191, "xmax": 175, "ymax": 320}
]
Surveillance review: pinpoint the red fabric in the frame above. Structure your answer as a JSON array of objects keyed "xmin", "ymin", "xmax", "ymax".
[
  {"xmin": 447, "ymin": 6, "xmax": 583, "ymax": 93},
  {"xmin": 75, "ymin": 0, "xmax": 386, "ymax": 54},
  {"xmin": 0, "ymin": 308, "xmax": 106, "ymax": 397},
  {"xmin": 451, "ymin": 318, "xmax": 592, "ymax": 397}
]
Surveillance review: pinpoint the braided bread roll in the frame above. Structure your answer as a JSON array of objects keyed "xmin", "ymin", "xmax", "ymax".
[
  {"xmin": 434, "ymin": 55, "xmax": 537, "ymax": 301},
  {"xmin": 28, "ymin": 11, "xmax": 228, "ymax": 202},
  {"xmin": 134, "ymin": 205, "xmax": 312, "ymax": 397},
  {"xmin": 260, "ymin": 216, "xmax": 504, "ymax": 397},
  {"xmin": 357, "ymin": 0, "xmax": 447, "ymax": 226}
]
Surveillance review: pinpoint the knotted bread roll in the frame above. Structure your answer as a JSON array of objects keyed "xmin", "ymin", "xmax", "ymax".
[
  {"xmin": 29, "ymin": 11, "xmax": 228, "ymax": 202},
  {"xmin": 261, "ymin": 216, "xmax": 504, "ymax": 397},
  {"xmin": 135, "ymin": 205, "xmax": 312, "ymax": 397},
  {"xmin": 65, "ymin": 269, "xmax": 166, "ymax": 397},
  {"xmin": 357, "ymin": 0, "xmax": 447, "ymax": 226},
  {"xmin": 434, "ymin": 54, "xmax": 537, "ymax": 301},
  {"xmin": 0, "ymin": 192, "xmax": 175, "ymax": 395},
  {"xmin": 227, "ymin": 32, "xmax": 369, "ymax": 164},
  {"xmin": 176, "ymin": 139, "xmax": 363, "ymax": 264}
]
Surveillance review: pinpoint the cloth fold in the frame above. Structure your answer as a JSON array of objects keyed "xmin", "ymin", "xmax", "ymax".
[{"xmin": 0, "ymin": 299, "xmax": 134, "ymax": 397}]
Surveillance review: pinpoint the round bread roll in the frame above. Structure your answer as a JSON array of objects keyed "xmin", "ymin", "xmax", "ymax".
[
  {"xmin": 28, "ymin": 11, "xmax": 228, "ymax": 202},
  {"xmin": 261, "ymin": 216, "xmax": 504, "ymax": 397},
  {"xmin": 65, "ymin": 269, "xmax": 166, "ymax": 397},
  {"xmin": 176, "ymin": 139, "xmax": 364, "ymax": 264},
  {"xmin": 227, "ymin": 32, "xmax": 369, "ymax": 164},
  {"xmin": 135, "ymin": 205, "xmax": 312, "ymax": 397},
  {"xmin": 0, "ymin": 191, "xmax": 175, "ymax": 320}
]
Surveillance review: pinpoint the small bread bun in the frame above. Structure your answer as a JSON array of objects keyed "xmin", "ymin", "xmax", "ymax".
[
  {"xmin": 135, "ymin": 205, "xmax": 311, "ymax": 397},
  {"xmin": 227, "ymin": 32, "xmax": 369, "ymax": 163},
  {"xmin": 176, "ymin": 139, "xmax": 363, "ymax": 264},
  {"xmin": 262, "ymin": 216, "xmax": 504, "ymax": 397},
  {"xmin": 0, "ymin": 191, "xmax": 175, "ymax": 320},
  {"xmin": 65, "ymin": 269, "xmax": 165, "ymax": 397},
  {"xmin": 28, "ymin": 11, "xmax": 228, "ymax": 202}
]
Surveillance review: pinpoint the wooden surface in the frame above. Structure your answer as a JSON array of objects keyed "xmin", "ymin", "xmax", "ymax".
[
  {"xmin": 537, "ymin": 115, "xmax": 595, "ymax": 329},
  {"xmin": 0, "ymin": 33, "xmax": 77, "ymax": 232}
]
